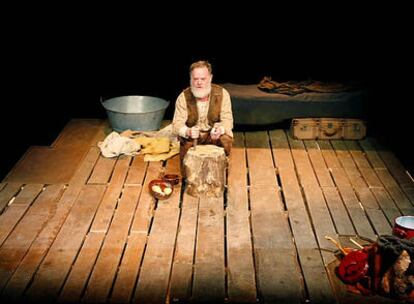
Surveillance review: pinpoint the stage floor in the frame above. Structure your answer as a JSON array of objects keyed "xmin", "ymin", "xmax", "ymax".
[{"xmin": 0, "ymin": 119, "xmax": 413, "ymax": 303}]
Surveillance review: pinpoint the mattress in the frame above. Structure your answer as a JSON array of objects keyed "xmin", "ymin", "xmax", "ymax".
[{"xmin": 222, "ymin": 83, "xmax": 368, "ymax": 125}]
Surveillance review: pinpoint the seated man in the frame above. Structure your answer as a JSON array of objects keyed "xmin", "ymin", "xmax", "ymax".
[{"xmin": 172, "ymin": 60, "xmax": 234, "ymax": 164}]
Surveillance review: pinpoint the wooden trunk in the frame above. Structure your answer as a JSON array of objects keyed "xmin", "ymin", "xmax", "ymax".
[
  {"xmin": 183, "ymin": 145, "xmax": 227, "ymax": 197},
  {"xmin": 290, "ymin": 118, "xmax": 367, "ymax": 140}
]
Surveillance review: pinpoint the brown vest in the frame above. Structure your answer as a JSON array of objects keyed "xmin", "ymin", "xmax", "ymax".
[{"xmin": 183, "ymin": 84, "xmax": 223, "ymax": 127}]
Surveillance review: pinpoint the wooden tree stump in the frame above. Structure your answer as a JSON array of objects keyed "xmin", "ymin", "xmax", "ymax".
[{"xmin": 183, "ymin": 145, "xmax": 227, "ymax": 197}]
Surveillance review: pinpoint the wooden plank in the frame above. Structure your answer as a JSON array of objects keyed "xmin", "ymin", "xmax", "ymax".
[
  {"xmin": 87, "ymin": 155, "xmax": 117, "ymax": 184},
  {"xmin": 0, "ymin": 183, "xmax": 6, "ymax": 192},
  {"xmin": 228, "ymin": 148, "xmax": 248, "ymax": 187},
  {"xmin": 365, "ymin": 208, "xmax": 392, "ymax": 235},
  {"xmin": 287, "ymin": 136, "xmax": 319, "ymax": 188},
  {"xmin": 256, "ymin": 248, "xmax": 303, "ymax": 304},
  {"xmin": 69, "ymin": 146, "xmax": 101, "ymax": 185},
  {"xmin": 358, "ymin": 137, "xmax": 386, "ymax": 168},
  {"xmin": 299, "ymin": 248, "xmax": 336, "ymax": 304},
  {"xmin": 336, "ymin": 185, "xmax": 376, "ymax": 240},
  {"xmin": 359, "ymin": 167, "xmax": 384, "ymax": 188},
  {"xmin": 0, "ymin": 182, "xmax": 23, "ymax": 214},
  {"xmin": 369, "ymin": 138, "xmax": 414, "ymax": 188},
  {"xmin": 269, "ymin": 130, "xmax": 295, "ymax": 169},
  {"xmin": 89, "ymin": 184, "xmax": 122, "ymax": 233},
  {"xmin": 129, "ymin": 161, "xmax": 162, "ymax": 233},
  {"xmin": 90, "ymin": 120, "xmax": 111, "ymax": 145},
  {"xmin": 192, "ymin": 196, "xmax": 225, "ymax": 303},
  {"xmin": 125, "ymin": 155, "xmax": 148, "ymax": 185},
  {"xmin": 302, "ymin": 186, "xmax": 337, "ymax": 263},
  {"xmin": 130, "ymin": 190, "xmax": 156, "ymax": 234},
  {"xmin": 329, "ymin": 168, "xmax": 351, "ymax": 188},
  {"xmin": 249, "ymin": 166, "xmax": 277, "ymax": 186},
  {"xmin": 278, "ymin": 166, "xmax": 336, "ymax": 303},
  {"xmin": 110, "ymin": 233, "xmax": 147, "ymax": 303},
  {"xmin": 169, "ymin": 194, "xmax": 199, "ymax": 302},
  {"xmin": 134, "ymin": 207, "xmax": 180, "ymax": 304},
  {"xmin": 381, "ymin": 153, "xmax": 414, "ymax": 189},
  {"xmin": 343, "ymin": 140, "xmax": 371, "ymax": 168},
  {"xmin": 370, "ymin": 187, "xmax": 402, "ymax": 223},
  {"xmin": 228, "ymin": 133, "xmax": 247, "ymax": 188},
  {"xmin": 109, "ymin": 155, "xmax": 132, "ymax": 186},
  {"xmin": 321, "ymin": 187, "xmax": 355, "ymax": 236},
  {"xmin": 317, "ymin": 140, "xmax": 341, "ymax": 169},
  {"xmin": 1, "ymin": 187, "xmax": 85, "ymax": 301},
  {"xmin": 246, "ymin": 131, "xmax": 276, "ymax": 187},
  {"xmin": 24, "ymin": 185, "xmax": 106, "ymax": 302},
  {"xmin": 331, "ymin": 140, "xmax": 367, "ymax": 188},
  {"xmin": 304, "ymin": 140, "xmax": 365, "ymax": 254},
  {"xmin": 5, "ymin": 147, "xmax": 88, "ymax": 184},
  {"xmin": 354, "ymin": 187, "xmax": 380, "ymax": 210},
  {"xmin": 318, "ymin": 141, "xmax": 354, "ymax": 189},
  {"xmin": 245, "ymin": 131, "xmax": 274, "ymax": 168},
  {"xmin": 344, "ymin": 140, "xmax": 383, "ymax": 188},
  {"xmin": 227, "ymin": 187, "xmax": 256, "ymax": 303},
  {"xmin": 57, "ymin": 232, "xmax": 105, "ymax": 303},
  {"xmin": 2, "ymin": 184, "xmax": 42, "ymax": 209},
  {"xmin": 0, "ymin": 184, "xmax": 43, "ymax": 246},
  {"xmin": 304, "ymin": 140, "xmax": 335, "ymax": 187},
  {"xmin": 249, "ymin": 185, "xmax": 285, "ymax": 214},
  {"xmin": 316, "ymin": 141, "xmax": 378, "ymax": 239},
  {"xmin": 141, "ymin": 161, "xmax": 164, "ymax": 192},
  {"xmin": 0, "ymin": 184, "xmax": 64, "ymax": 291},
  {"xmin": 51, "ymin": 119, "xmax": 106, "ymax": 148},
  {"xmin": 0, "ymin": 204, "xmax": 34, "ymax": 247},
  {"xmin": 354, "ymin": 187, "xmax": 391, "ymax": 235},
  {"xmin": 384, "ymin": 185, "xmax": 414, "ymax": 212},
  {"xmin": 227, "ymin": 185, "xmax": 249, "ymax": 210},
  {"xmin": 278, "ymin": 167, "xmax": 317, "ymax": 248},
  {"xmin": 375, "ymin": 168, "xmax": 414, "ymax": 211},
  {"xmin": 250, "ymin": 185, "xmax": 303, "ymax": 303},
  {"xmin": 83, "ymin": 185, "xmax": 141, "ymax": 303},
  {"xmin": 89, "ymin": 157, "xmax": 131, "ymax": 233}
]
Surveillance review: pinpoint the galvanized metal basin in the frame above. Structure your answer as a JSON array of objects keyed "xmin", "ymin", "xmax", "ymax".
[{"xmin": 102, "ymin": 96, "xmax": 170, "ymax": 132}]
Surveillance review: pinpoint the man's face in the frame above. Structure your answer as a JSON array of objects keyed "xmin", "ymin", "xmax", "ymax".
[{"xmin": 190, "ymin": 67, "xmax": 212, "ymax": 98}]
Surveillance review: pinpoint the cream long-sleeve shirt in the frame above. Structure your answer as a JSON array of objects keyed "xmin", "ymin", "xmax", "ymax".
[{"xmin": 172, "ymin": 88, "xmax": 234, "ymax": 138}]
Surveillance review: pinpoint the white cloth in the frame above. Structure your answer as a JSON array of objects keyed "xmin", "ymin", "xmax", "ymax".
[{"xmin": 98, "ymin": 131, "xmax": 140, "ymax": 158}]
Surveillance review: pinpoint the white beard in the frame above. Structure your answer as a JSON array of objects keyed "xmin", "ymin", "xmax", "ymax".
[{"xmin": 191, "ymin": 83, "xmax": 211, "ymax": 98}]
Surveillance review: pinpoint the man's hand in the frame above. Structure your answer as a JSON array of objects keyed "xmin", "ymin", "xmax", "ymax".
[
  {"xmin": 188, "ymin": 126, "xmax": 200, "ymax": 139},
  {"xmin": 210, "ymin": 127, "xmax": 222, "ymax": 140}
]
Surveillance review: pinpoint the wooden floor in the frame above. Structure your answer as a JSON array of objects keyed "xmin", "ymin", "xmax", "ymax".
[{"xmin": 0, "ymin": 119, "xmax": 413, "ymax": 303}]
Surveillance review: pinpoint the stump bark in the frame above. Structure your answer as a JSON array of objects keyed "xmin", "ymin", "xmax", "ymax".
[{"xmin": 183, "ymin": 145, "xmax": 227, "ymax": 197}]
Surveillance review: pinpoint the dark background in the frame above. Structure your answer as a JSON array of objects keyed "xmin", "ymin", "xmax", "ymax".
[{"xmin": 1, "ymin": 9, "xmax": 413, "ymax": 180}]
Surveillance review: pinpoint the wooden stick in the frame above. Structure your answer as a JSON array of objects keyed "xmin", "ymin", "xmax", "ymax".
[
  {"xmin": 349, "ymin": 237, "xmax": 364, "ymax": 249},
  {"xmin": 325, "ymin": 236, "xmax": 347, "ymax": 255}
]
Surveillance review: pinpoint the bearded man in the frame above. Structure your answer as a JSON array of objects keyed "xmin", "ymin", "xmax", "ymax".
[{"xmin": 172, "ymin": 60, "xmax": 234, "ymax": 163}]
